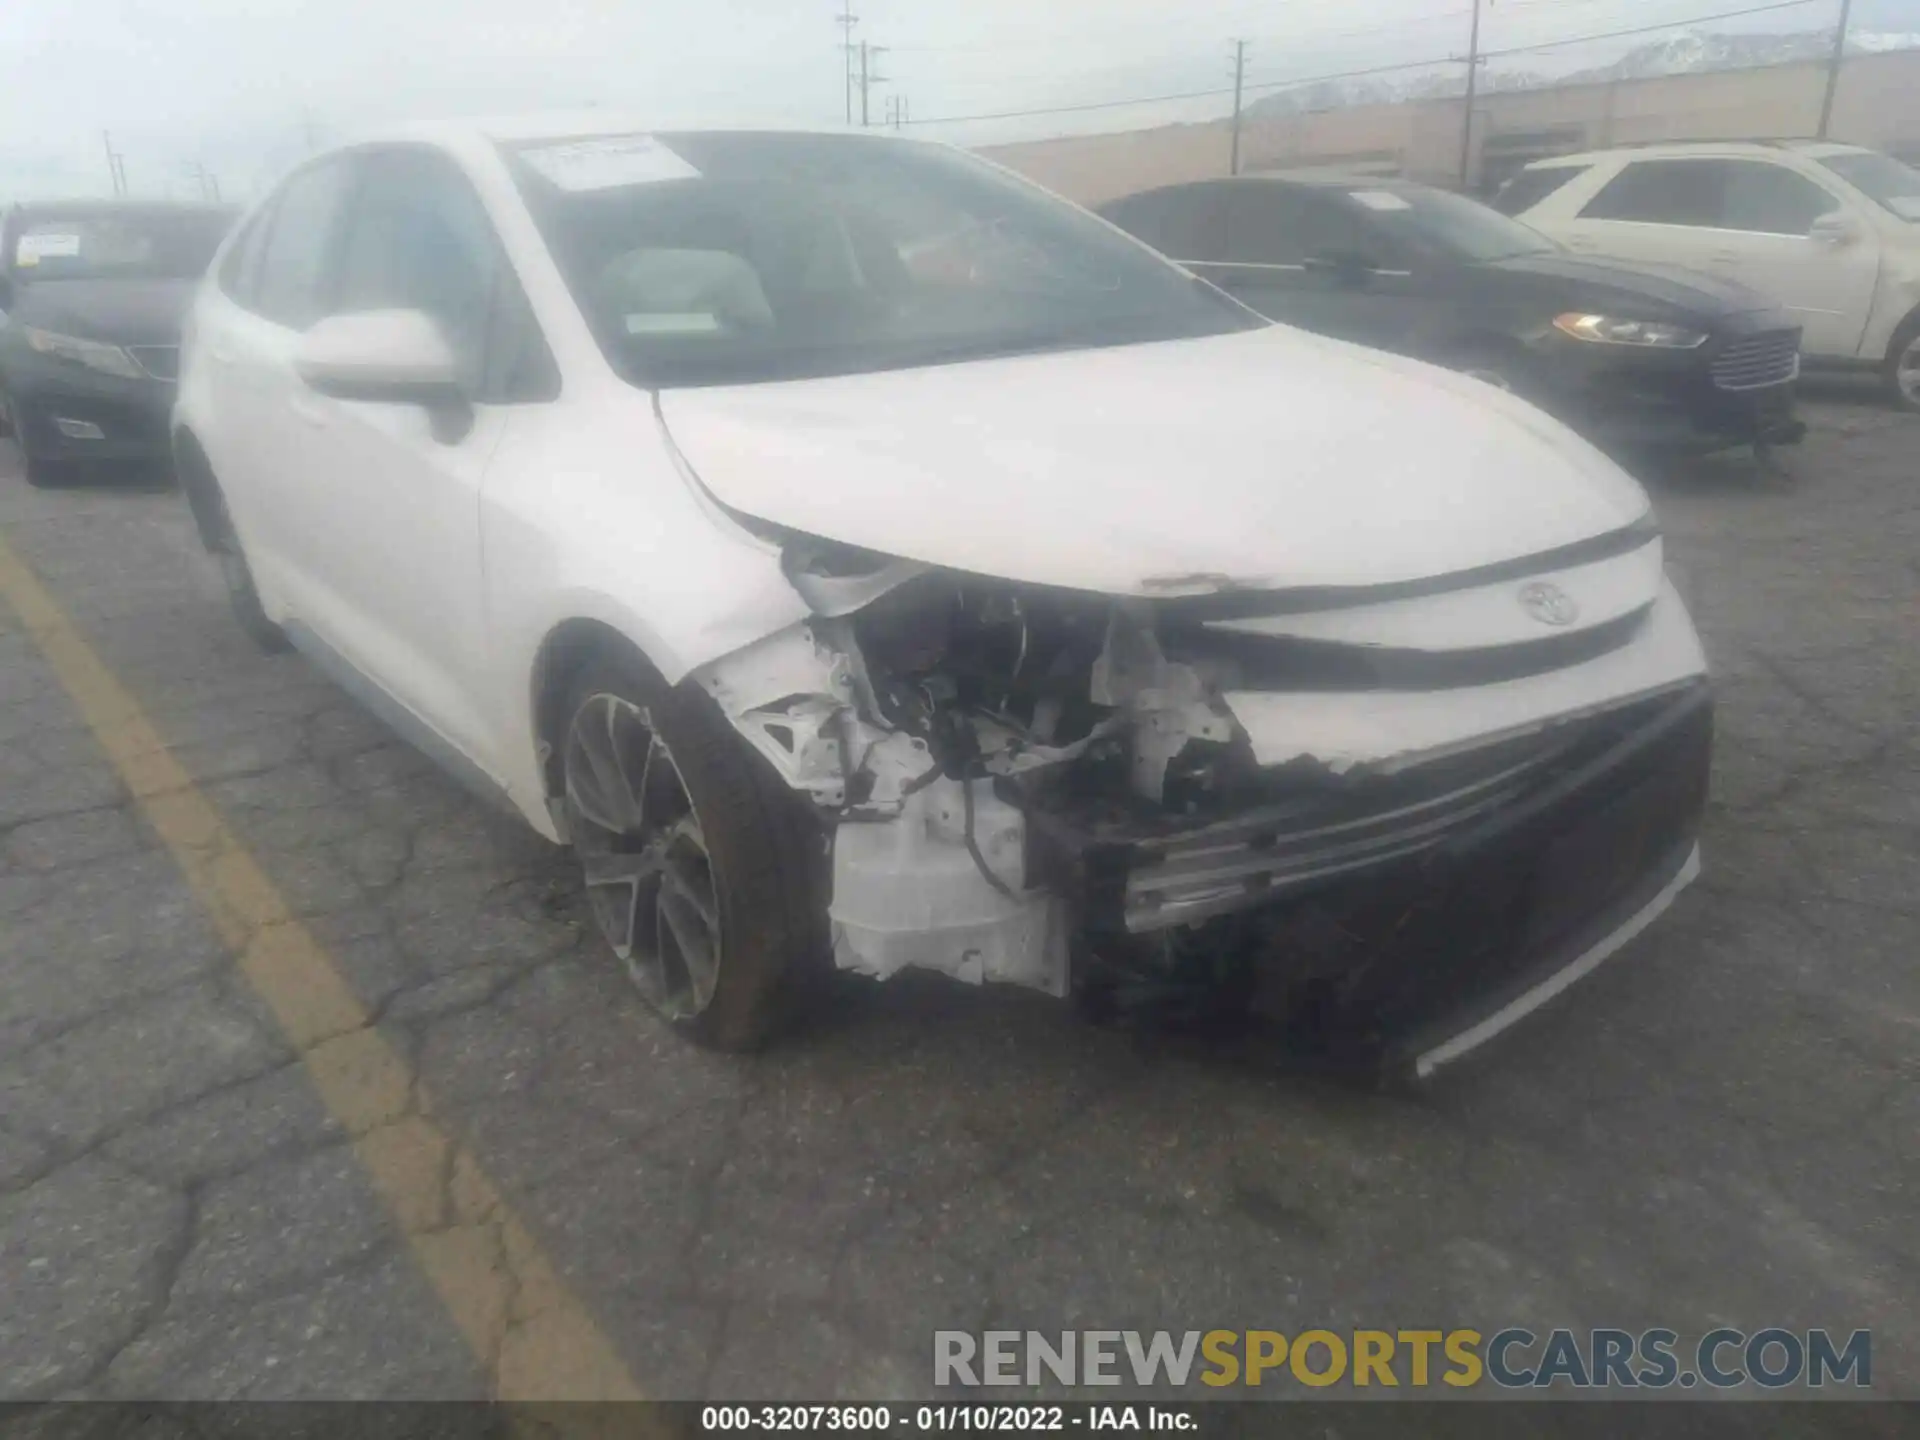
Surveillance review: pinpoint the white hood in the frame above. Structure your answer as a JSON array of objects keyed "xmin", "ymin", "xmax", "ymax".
[{"xmin": 658, "ymin": 325, "xmax": 1652, "ymax": 597}]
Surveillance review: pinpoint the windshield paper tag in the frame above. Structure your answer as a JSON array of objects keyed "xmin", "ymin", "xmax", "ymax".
[
  {"xmin": 16, "ymin": 233, "xmax": 81, "ymax": 265},
  {"xmin": 521, "ymin": 136, "xmax": 700, "ymax": 192},
  {"xmin": 1350, "ymin": 190, "xmax": 1412, "ymax": 212},
  {"xmin": 624, "ymin": 312, "xmax": 722, "ymax": 334}
]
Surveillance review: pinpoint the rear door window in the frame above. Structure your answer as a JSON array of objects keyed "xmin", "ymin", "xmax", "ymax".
[
  {"xmin": 330, "ymin": 147, "xmax": 557, "ymax": 402},
  {"xmin": 1102, "ymin": 185, "xmax": 1227, "ymax": 265},
  {"xmin": 252, "ymin": 158, "xmax": 356, "ymax": 328},
  {"xmin": 217, "ymin": 211, "xmax": 273, "ymax": 308}
]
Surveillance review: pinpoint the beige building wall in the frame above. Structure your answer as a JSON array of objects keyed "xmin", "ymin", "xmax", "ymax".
[{"xmin": 980, "ymin": 50, "xmax": 1920, "ymax": 206}]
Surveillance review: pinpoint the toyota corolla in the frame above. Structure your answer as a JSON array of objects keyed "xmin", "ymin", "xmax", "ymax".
[{"xmin": 172, "ymin": 119, "xmax": 1712, "ymax": 1079}]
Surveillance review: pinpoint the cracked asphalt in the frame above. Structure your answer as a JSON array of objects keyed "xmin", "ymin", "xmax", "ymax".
[{"xmin": 1, "ymin": 394, "xmax": 1916, "ymax": 1410}]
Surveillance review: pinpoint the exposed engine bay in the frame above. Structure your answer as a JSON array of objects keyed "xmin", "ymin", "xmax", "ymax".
[{"xmin": 691, "ymin": 530, "xmax": 1712, "ymax": 1064}]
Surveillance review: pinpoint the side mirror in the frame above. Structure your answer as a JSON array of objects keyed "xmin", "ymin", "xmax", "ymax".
[
  {"xmin": 1809, "ymin": 211, "xmax": 1862, "ymax": 247},
  {"xmin": 294, "ymin": 309, "xmax": 472, "ymax": 440}
]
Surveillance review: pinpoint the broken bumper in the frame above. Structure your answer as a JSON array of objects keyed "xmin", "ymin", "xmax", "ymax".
[{"xmin": 1023, "ymin": 679, "xmax": 1712, "ymax": 1074}]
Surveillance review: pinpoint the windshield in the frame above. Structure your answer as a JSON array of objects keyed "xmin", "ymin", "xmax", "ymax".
[
  {"xmin": 1346, "ymin": 184, "xmax": 1558, "ymax": 263},
  {"xmin": 1815, "ymin": 149, "xmax": 1920, "ymax": 221},
  {"xmin": 504, "ymin": 131, "xmax": 1260, "ymax": 387},
  {"xmin": 10, "ymin": 210, "xmax": 234, "ymax": 281}
]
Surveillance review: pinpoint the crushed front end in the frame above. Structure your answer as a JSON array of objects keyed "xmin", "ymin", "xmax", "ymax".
[{"xmin": 691, "ymin": 521, "xmax": 1710, "ymax": 1078}]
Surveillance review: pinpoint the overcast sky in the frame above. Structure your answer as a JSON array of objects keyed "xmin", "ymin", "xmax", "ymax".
[{"xmin": 0, "ymin": 0, "xmax": 1912, "ymax": 200}]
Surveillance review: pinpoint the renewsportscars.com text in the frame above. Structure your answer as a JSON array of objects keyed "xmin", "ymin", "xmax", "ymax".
[{"xmin": 934, "ymin": 1328, "xmax": 1871, "ymax": 1391}]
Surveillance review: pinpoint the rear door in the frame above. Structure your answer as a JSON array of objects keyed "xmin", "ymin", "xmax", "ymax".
[
  {"xmin": 193, "ymin": 155, "xmax": 358, "ymax": 599},
  {"xmin": 1098, "ymin": 183, "xmax": 1229, "ymax": 271},
  {"xmin": 1560, "ymin": 157, "xmax": 1878, "ymax": 356}
]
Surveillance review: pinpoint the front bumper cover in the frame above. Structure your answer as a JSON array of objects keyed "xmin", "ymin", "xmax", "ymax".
[
  {"xmin": 1017, "ymin": 680, "xmax": 1713, "ymax": 1074},
  {"xmin": 4, "ymin": 354, "xmax": 175, "ymax": 464}
]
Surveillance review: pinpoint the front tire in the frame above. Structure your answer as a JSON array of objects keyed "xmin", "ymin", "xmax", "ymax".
[
  {"xmin": 23, "ymin": 452, "xmax": 79, "ymax": 489},
  {"xmin": 559, "ymin": 652, "xmax": 826, "ymax": 1050}
]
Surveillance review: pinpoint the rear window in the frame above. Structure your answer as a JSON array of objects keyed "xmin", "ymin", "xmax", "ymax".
[
  {"xmin": 1492, "ymin": 165, "xmax": 1590, "ymax": 216},
  {"xmin": 11, "ymin": 210, "xmax": 234, "ymax": 280}
]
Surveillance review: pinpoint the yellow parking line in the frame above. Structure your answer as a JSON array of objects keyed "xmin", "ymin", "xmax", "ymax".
[{"xmin": 0, "ymin": 527, "xmax": 643, "ymax": 1403}]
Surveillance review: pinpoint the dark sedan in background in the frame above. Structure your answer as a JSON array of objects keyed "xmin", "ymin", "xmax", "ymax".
[
  {"xmin": 1098, "ymin": 174, "xmax": 1806, "ymax": 456},
  {"xmin": 0, "ymin": 200, "xmax": 236, "ymax": 486}
]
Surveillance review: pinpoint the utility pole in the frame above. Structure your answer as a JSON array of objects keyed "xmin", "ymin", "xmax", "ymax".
[
  {"xmin": 1458, "ymin": 0, "xmax": 1485, "ymax": 189},
  {"xmin": 858, "ymin": 39, "xmax": 888, "ymax": 127},
  {"xmin": 101, "ymin": 131, "xmax": 127, "ymax": 197},
  {"xmin": 1229, "ymin": 39, "xmax": 1248, "ymax": 175},
  {"xmin": 1818, "ymin": 0, "xmax": 1853, "ymax": 138},
  {"xmin": 886, "ymin": 93, "xmax": 909, "ymax": 130},
  {"xmin": 184, "ymin": 161, "xmax": 221, "ymax": 202},
  {"xmin": 835, "ymin": 9, "xmax": 858, "ymax": 125}
]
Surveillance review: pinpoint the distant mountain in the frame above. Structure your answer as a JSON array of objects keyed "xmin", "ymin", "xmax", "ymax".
[{"xmin": 1247, "ymin": 27, "xmax": 1918, "ymax": 119}]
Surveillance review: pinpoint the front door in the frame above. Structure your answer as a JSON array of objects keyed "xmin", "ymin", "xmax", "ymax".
[
  {"xmin": 271, "ymin": 146, "xmax": 556, "ymax": 774},
  {"xmin": 1208, "ymin": 184, "xmax": 1419, "ymax": 353}
]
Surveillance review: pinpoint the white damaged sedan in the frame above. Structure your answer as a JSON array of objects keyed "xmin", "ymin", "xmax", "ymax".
[{"xmin": 174, "ymin": 119, "xmax": 1710, "ymax": 1078}]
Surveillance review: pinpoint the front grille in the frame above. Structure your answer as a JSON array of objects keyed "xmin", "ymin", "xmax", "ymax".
[
  {"xmin": 127, "ymin": 345, "xmax": 179, "ymax": 381},
  {"xmin": 1711, "ymin": 331, "xmax": 1799, "ymax": 392}
]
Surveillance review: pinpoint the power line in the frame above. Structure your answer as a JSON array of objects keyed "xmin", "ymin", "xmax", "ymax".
[
  {"xmin": 1482, "ymin": 0, "xmax": 1824, "ymax": 57},
  {"xmin": 896, "ymin": 0, "xmax": 1839, "ymax": 129},
  {"xmin": 897, "ymin": 54, "xmax": 1463, "ymax": 126}
]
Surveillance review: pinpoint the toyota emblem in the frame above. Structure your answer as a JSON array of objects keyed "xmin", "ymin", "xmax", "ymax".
[{"xmin": 1519, "ymin": 581, "xmax": 1580, "ymax": 627}]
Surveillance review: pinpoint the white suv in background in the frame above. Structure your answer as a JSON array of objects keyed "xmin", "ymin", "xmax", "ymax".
[{"xmin": 1498, "ymin": 141, "xmax": 1920, "ymax": 410}]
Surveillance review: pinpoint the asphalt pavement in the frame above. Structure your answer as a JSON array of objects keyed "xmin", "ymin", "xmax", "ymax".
[{"xmin": 1, "ymin": 397, "xmax": 1916, "ymax": 1412}]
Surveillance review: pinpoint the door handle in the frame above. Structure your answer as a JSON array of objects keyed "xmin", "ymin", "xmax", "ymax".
[
  {"xmin": 1566, "ymin": 237, "xmax": 1599, "ymax": 252},
  {"xmin": 1708, "ymin": 250, "xmax": 1740, "ymax": 264},
  {"xmin": 289, "ymin": 396, "xmax": 328, "ymax": 428}
]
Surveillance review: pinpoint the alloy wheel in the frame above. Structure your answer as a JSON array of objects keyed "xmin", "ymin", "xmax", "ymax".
[{"xmin": 563, "ymin": 693, "xmax": 723, "ymax": 1019}]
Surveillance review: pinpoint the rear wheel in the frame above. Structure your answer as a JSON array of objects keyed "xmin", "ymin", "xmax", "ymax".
[
  {"xmin": 201, "ymin": 479, "xmax": 290, "ymax": 652},
  {"xmin": 559, "ymin": 651, "xmax": 827, "ymax": 1050},
  {"xmin": 1883, "ymin": 322, "xmax": 1920, "ymax": 413}
]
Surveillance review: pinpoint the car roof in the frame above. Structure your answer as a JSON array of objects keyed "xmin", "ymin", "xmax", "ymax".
[
  {"xmin": 373, "ymin": 112, "xmax": 900, "ymax": 148},
  {"xmin": 1520, "ymin": 139, "xmax": 1879, "ymax": 169},
  {"xmin": 8, "ymin": 199, "xmax": 236, "ymax": 219},
  {"xmin": 1244, "ymin": 171, "xmax": 1423, "ymax": 190},
  {"xmin": 1116, "ymin": 173, "xmax": 1430, "ymax": 198}
]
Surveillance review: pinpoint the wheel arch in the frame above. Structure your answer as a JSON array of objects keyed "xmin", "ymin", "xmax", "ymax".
[
  {"xmin": 527, "ymin": 616, "xmax": 672, "ymax": 806},
  {"xmin": 170, "ymin": 425, "xmax": 228, "ymax": 553},
  {"xmin": 1885, "ymin": 302, "xmax": 1920, "ymax": 364}
]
